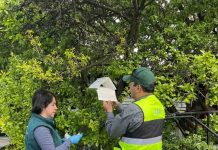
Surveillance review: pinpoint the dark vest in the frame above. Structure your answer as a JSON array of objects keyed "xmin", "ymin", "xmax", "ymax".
[{"xmin": 25, "ymin": 113, "xmax": 62, "ymax": 150}]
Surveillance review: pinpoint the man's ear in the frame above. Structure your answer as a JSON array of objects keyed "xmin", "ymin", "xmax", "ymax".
[{"xmin": 137, "ymin": 84, "xmax": 142, "ymax": 91}]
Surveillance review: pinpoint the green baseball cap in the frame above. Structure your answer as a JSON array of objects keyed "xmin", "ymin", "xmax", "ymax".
[{"xmin": 122, "ymin": 67, "xmax": 155, "ymax": 87}]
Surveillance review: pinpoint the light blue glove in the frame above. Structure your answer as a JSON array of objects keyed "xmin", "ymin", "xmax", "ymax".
[{"xmin": 69, "ymin": 133, "xmax": 83, "ymax": 144}]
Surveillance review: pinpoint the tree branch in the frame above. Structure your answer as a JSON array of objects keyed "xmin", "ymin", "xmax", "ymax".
[{"xmin": 81, "ymin": 0, "xmax": 130, "ymax": 21}]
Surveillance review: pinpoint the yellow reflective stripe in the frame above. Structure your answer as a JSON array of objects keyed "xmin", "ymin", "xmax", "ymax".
[{"xmin": 121, "ymin": 136, "xmax": 162, "ymax": 145}]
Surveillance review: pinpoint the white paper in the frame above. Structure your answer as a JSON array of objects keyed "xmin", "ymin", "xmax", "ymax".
[
  {"xmin": 89, "ymin": 77, "xmax": 117, "ymax": 101},
  {"xmin": 97, "ymin": 87, "xmax": 117, "ymax": 101}
]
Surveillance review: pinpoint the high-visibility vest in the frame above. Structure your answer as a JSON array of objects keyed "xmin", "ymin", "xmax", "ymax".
[{"xmin": 114, "ymin": 95, "xmax": 165, "ymax": 150}]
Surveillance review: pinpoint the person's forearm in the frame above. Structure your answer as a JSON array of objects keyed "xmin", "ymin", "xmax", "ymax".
[
  {"xmin": 105, "ymin": 112, "xmax": 127, "ymax": 138},
  {"xmin": 34, "ymin": 126, "xmax": 71, "ymax": 150},
  {"xmin": 106, "ymin": 103, "xmax": 144, "ymax": 138}
]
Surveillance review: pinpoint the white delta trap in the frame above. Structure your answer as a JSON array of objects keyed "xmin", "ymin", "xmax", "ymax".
[{"xmin": 89, "ymin": 77, "xmax": 117, "ymax": 101}]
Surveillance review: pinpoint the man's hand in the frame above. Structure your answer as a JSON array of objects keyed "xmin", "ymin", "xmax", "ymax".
[
  {"xmin": 103, "ymin": 101, "xmax": 113, "ymax": 112},
  {"xmin": 112, "ymin": 101, "xmax": 120, "ymax": 108}
]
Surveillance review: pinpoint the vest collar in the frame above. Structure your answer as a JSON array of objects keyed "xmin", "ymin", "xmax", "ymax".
[
  {"xmin": 32, "ymin": 113, "xmax": 55, "ymax": 128},
  {"xmin": 135, "ymin": 94, "xmax": 152, "ymax": 101}
]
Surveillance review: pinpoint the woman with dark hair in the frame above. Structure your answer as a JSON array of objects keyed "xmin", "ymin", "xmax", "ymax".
[{"xmin": 25, "ymin": 89, "xmax": 82, "ymax": 150}]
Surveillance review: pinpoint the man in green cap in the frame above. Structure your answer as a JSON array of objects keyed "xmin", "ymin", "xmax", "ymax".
[{"xmin": 103, "ymin": 67, "xmax": 165, "ymax": 150}]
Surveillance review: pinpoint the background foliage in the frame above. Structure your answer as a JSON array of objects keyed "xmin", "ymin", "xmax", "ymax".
[{"xmin": 0, "ymin": 0, "xmax": 217, "ymax": 149}]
